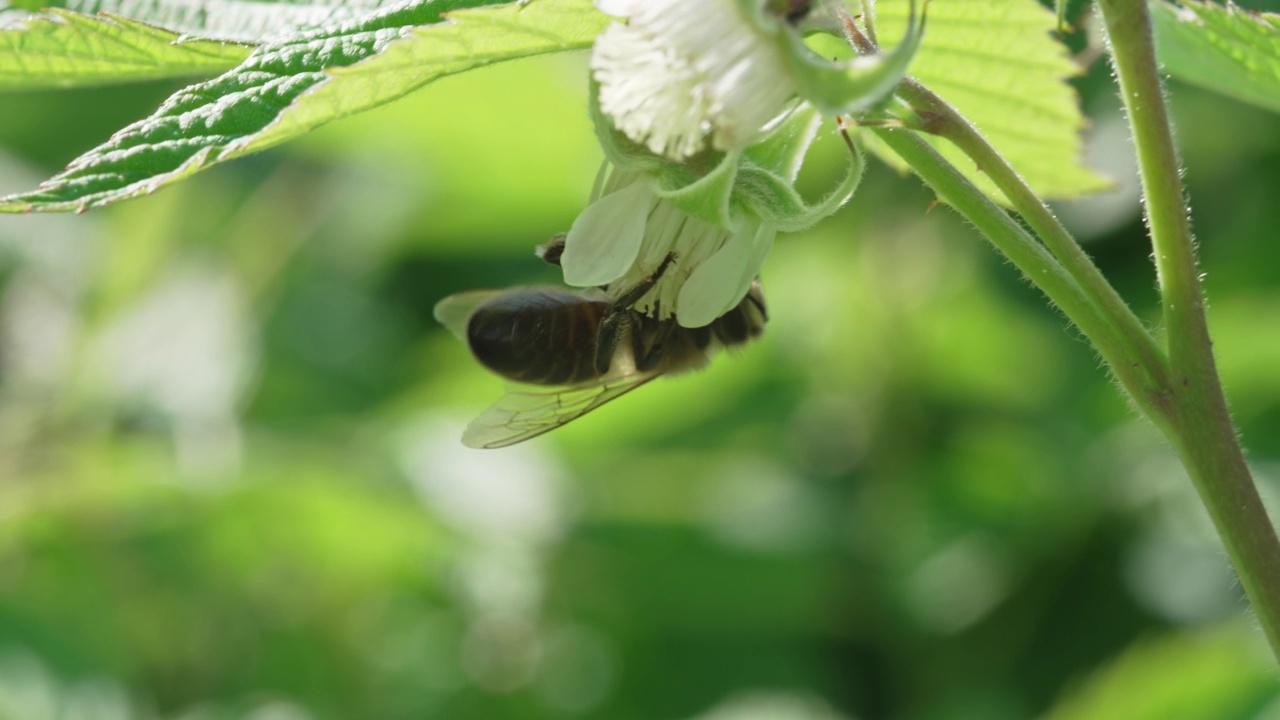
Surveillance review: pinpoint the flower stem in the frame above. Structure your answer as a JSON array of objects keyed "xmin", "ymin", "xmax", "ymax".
[
  {"xmin": 893, "ymin": 78, "xmax": 1171, "ymax": 416},
  {"xmin": 840, "ymin": 3, "xmax": 1167, "ymax": 410},
  {"xmin": 844, "ymin": 0, "xmax": 1280, "ymax": 654},
  {"xmin": 1097, "ymin": 0, "xmax": 1280, "ymax": 657},
  {"xmin": 858, "ymin": 0, "xmax": 879, "ymax": 47},
  {"xmin": 869, "ymin": 126, "xmax": 1147, "ymax": 387}
]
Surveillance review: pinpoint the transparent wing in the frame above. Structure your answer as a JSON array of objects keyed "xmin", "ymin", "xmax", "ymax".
[
  {"xmin": 433, "ymin": 290, "xmax": 503, "ymax": 340},
  {"xmin": 461, "ymin": 371, "xmax": 661, "ymax": 449}
]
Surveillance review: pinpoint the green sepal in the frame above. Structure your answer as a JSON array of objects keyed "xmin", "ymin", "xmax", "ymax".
[
  {"xmin": 652, "ymin": 150, "xmax": 741, "ymax": 229},
  {"xmin": 735, "ymin": 133, "xmax": 865, "ymax": 232},
  {"xmin": 734, "ymin": 166, "xmax": 809, "ymax": 227},
  {"xmin": 743, "ymin": 103, "xmax": 822, "ymax": 182},
  {"xmin": 777, "ymin": 0, "xmax": 924, "ymax": 116}
]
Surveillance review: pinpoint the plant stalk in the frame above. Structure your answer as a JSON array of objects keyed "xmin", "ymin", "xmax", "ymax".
[
  {"xmin": 893, "ymin": 78, "xmax": 1171, "ymax": 415},
  {"xmin": 840, "ymin": 4, "xmax": 1168, "ymax": 414},
  {"xmin": 1097, "ymin": 0, "xmax": 1280, "ymax": 657},
  {"xmin": 870, "ymin": 126, "xmax": 1147, "ymax": 396}
]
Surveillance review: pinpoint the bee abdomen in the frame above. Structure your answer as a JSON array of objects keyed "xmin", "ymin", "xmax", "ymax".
[
  {"xmin": 709, "ymin": 284, "xmax": 768, "ymax": 347},
  {"xmin": 467, "ymin": 290, "xmax": 608, "ymax": 386}
]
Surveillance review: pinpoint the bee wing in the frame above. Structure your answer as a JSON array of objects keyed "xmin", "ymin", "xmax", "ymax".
[
  {"xmin": 461, "ymin": 371, "xmax": 661, "ymax": 449},
  {"xmin": 433, "ymin": 290, "xmax": 504, "ymax": 340}
]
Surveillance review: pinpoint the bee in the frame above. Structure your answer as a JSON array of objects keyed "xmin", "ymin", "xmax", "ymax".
[{"xmin": 433, "ymin": 249, "xmax": 768, "ymax": 448}]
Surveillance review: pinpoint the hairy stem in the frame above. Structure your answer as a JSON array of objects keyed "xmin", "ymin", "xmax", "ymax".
[
  {"xmin": 858, "ymin": 0, "xmax": 879, "ymax": 47},
  {"xmin": 840, "ymin": 4, "xmax": 1166, "ymax": 414},
  {"xmin": 1098, "ymin": 0, "xmax": 1280, "ymax": 657},
  {"xmin": 894, "ymin": 78, "xmax": 1171, "ymax": 416},
  {"xmin": 844, "ymin": 0, "xmax": 1279, "ymax": 654},
  {"xmin": 870, "ymin": 127, "xmax": 1150, "ymax": 390}
]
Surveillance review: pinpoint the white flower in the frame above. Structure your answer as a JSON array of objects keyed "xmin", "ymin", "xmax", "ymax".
[
  {"xmin": 591, "ymin": 0, "xmax": 799, "ymax": 160},
  {"xmin": 560, "ymin": 164, "xmax": 776, "ymax": 328}
]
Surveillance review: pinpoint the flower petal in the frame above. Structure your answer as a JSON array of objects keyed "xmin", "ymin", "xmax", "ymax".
[
  {"xmin": 733, "ymin": 222, "xmax": 777, "ymax": 299},
  {"xmin": 561, "ymin": 181, "xmax": 653, "ymax": 287},
  {"xmin": 590, "ymin": 0, "xmax": 797, "ymax": 160},
  {"xmin": 675, "ymin": 222, "xmax": 774, "ymax": 328},
  {"xmin": 592, "ymin": 23, "xmax": 711, "ymax": 160},
  {"xmin": 595, "ymin": 0, "xmax": 636, "ymax": 17}
]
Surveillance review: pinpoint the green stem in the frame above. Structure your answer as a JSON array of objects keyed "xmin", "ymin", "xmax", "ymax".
[
  {"xmin": 870, "ymin": 126, "xmax": 1144, "ymax": 383},
  {"xmin": 893, "ymin": 78, "xmax": 1171, "ymax": 416},
  {"xmin": 859, "ymin": 0, "xmax": 879, "ymax": 47},
  {"xmin": 840, "ymin": 3, "xmax": 1166, "ymax": 414},
  {"xmin": 1097, "ymin": 0, "xmax": 1280, "ymax": 657}
]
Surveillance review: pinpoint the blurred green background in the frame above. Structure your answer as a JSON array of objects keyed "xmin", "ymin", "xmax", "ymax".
[{"xmin": 2, "ymin": 4, "xmax": 1280, "ymax": 719}]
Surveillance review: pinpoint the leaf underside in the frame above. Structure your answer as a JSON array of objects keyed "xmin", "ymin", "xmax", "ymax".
[
  {"xmin": 1152, "ymin": 0, "xmax": 1280, "ymax": 115},
  {"xmin": 0, "ymin": 9, "xmax": 252, "ymax": 89},
  {"xmin": 0, "ymin": 0, "xmax": 609, "ymax": 213},
  {"xmin": 2, "ymin": 0, "xmax": 1108, "ymax": 213},
  {"xmin": 873, "ymin": 0, "xmax": 1109, "ymax": 202},
  {"xmin": 10, "ymin": 0, "xmax": 402, "ymax": 42}
]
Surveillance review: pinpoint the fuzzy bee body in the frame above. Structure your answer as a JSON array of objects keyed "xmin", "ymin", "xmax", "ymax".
[
  {"xmin": 466, "ymin": 289, "xmax": 610, "ymax": 386},
  {"xmin": 435, "ymin": 281, "xmax": 767, "ymax": 448}
]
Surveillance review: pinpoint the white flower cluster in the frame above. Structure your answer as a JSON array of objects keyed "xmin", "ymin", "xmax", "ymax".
[
  {"xmin": 592, "ymin": 0, "xmax": 799, "ymax": 160},
  {"xmin": 561, "ymin": 0, "xmax": 889, "ymax": 329}
]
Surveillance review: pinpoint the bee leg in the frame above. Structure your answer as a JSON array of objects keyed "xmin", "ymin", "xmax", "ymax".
[
  {"xmin": 610, "ymin": 252, "xmax": 678, "ymax": 308},
  {"xmin": 595, "ymin": 253, "xmax": 679, "ymax": 374},
  {"xmin": 713, "ymin": 305, "xmax": 750, "ymax": 345},
  {"xmin": 692, "ymin": 325, "xmax": 713, "ymax": 351},
  {"xmin": 634, "ymin": 319, "xmax": 678, "ymax": 372},
  {"xmin": 594, "ymin": 310, "xmax": 630, "ymax": 375}
]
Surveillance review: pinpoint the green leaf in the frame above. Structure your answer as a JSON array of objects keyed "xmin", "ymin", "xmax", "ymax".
[
  {"xmin": 0, "ymin": 0, "xmax": 412, "ymax": 41},
  {"xmin": 1152, "ymin": 0, "xmax": 1280, "ymax": 115},
  {"xmin": 872, "ymin": 0, "xmax": 1109, "ymax": 201},
  {"xmin": 247, "ymin": 0, "xmax": 607, "ymax": 155},
  {"xmin": 0, "ymin": 0, "xmax": 398, "ymax": 45},
  {"xmin": 0, "ymin": 0, "xmax": 609, "ymax": 213},
  {"xmin": 16, "ymin": 0, "xmax": 404, "ymax": 42},
  {"xmin": 0, "ymin": 9, "xmax": 252, "ymax": 90}
]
